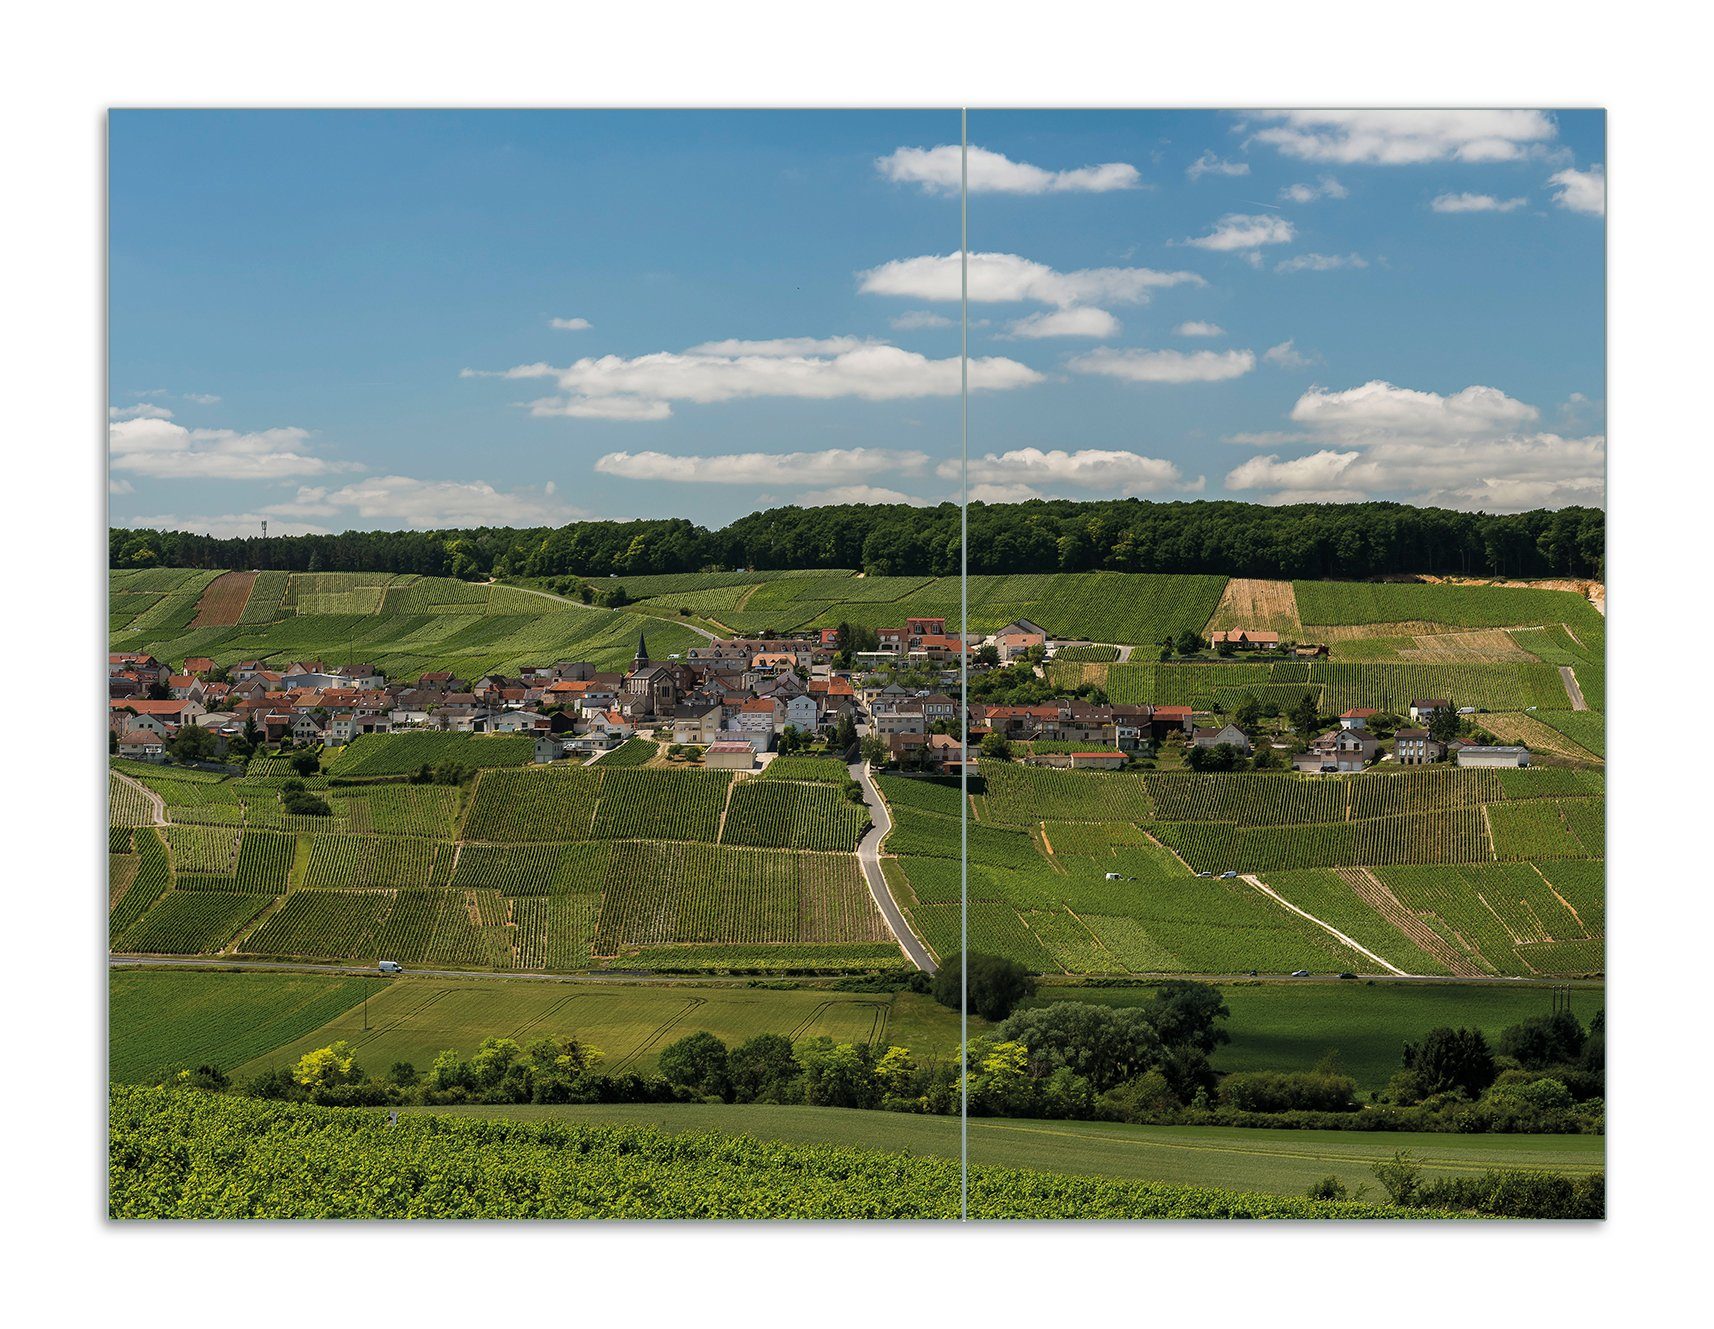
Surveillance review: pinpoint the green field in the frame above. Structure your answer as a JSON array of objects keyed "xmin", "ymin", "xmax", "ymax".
[
  {"xmin": 1030, "ymin": 979, "xmax": 1606, "ymax": 1091},
  {"xmin": 411, "ymin": 1100, "xmax": 1602, "ymax": 1198},
  {"xmin": 109, "ymin": 569, "xmax": 702, "ymax": 676}
]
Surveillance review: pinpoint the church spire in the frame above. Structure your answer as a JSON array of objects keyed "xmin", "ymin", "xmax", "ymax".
[{"xmin": 634, "ymin": 631, "xmax": 650, "ymax": 668}]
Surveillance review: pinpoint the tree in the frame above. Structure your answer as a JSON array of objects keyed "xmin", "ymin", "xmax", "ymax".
[
  {"xmin": 995, "ymin": 1002, "xmax": 1162, "ymax": 1093},
  {"xmin": 1138, "ymin": 981, "xmax": 1230, "ymax": 1054},
  {"xmin": 168, "ymin": 723, "xmax": 219, "ymax": 766},
  {"xmin": 835, "ymin": 713, "xmax": 857, "ymax": 750},
  {"xmin": 797, "ymin": 1038, "xmax": 880, "ymax": 1109},
  {"xmin": 1498, "ymin": 1011, "xmax": 1586, "ymax": 1069},
  {"xmin": 932, "ymin": 952, "xmax": 1037, "ymax": 1022},
  {"xmin": 290, "ymin": 749, "xmax": 321, "ymax": 777},
  {"xmin": 976, "ymin": 644, "xmax": 1000, "ymax": 668},
  {"xmin": 978, "ymin": 731, "xmax": 1012, "ymax": 761},
  {"xmin": 293, "ymin": 1041, "xmax": 360, "ymax": 1090},
  {"xmin": 726, "ymin": 1033, "xmax": 800, "ymax": 1102},
  {"xmin": 1174, "ymin": 629, "xmax": 1202, "ymax": 657},
  {"xmin": 1402, "ymin": 1026, "xmax": 1497, "ymax": 1098},
  {"xmin": 1234, "ymin": 694, "xmax": 1263, "ymax": 732},
  {"xmin": 859, "ymin": 734, "xmax": 888, "ymax": 766},
  {"xmin": 1427, "ymin": 703, "xmax": 1461, "ymax": 745},
  {"xmin": 1292, "ymin": 691, "xmax": 1321, "ymax": 739},
  {"xmin": 657, "ymin": 1031, "xmax": 731, "ymax": 1101}
]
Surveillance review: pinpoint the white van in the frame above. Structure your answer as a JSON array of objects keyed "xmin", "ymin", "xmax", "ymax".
[{"xmin": 378, "ymin": 960, "xmax": 404, "ymax": 974}]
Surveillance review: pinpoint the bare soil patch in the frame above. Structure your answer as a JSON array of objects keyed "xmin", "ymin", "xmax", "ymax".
[
  {"xmin": 190, "ymin": 570, "xmax": 258, "ymax": 628},
  {"xmin": 1205, "ymin": 579, "xmax": 1302, "ymax": 636}
]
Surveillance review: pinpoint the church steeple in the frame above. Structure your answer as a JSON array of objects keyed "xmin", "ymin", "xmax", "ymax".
[{"xmin": 634, "ymin": 631, "xmax": 650, "ymax": 669}]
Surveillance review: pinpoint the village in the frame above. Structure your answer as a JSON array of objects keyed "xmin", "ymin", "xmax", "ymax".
[{"xmin": 108, "ymin": 613, "xmax": 1530, "ymax": 775}]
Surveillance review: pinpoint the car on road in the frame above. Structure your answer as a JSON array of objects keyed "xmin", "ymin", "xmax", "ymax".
[
  {"xmin": 1337, "ymin": 972, "xmax": 1357, "ymax": 980},
  {"xmin": 1219, "ymin": 870, "xmax": 1238, "ymax": 879},
  {"xmin": 378, "ymin": 960, "xmax": 404, "ymax": 974},
  {"xmin": 1195, "ymin": 870, "xmax": 1213, "ymax": 878},
  {"xmin": 1290, "ymin": 969, "xmax": 1311, "ymax": 977}
]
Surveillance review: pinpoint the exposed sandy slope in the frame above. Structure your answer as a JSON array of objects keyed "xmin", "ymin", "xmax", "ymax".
[{"xmin": 189, "ymin": 570, "xmax": 258, "ymax": 628}]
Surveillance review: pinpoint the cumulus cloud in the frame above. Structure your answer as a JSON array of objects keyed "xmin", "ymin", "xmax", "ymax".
[
  {"xmin": 1549, "ymin": 166, "xmax": 1605, "ymax": 216},
  {"xmin": 1263, "ymin": 340, "xmax": 1317, "ymax": 369},
  {"xmin": 110, "ymin": 403, "xmax": 174, "ymax": 421},
  {"xmin": 858, "ymin": 251, "xmax": 1203, "ymax": 307},
  {"xmin": 109, "ymin": 416, "xmax": 355, "ymax": 480},
  {"xmin": 1247, "ymin": 110, "xmax": 1558, "ymax": 164},
  {"xmin": 1431, "ymin": 192, "xmax": 1527, "ymax": 213},
  {"xmin": 109, "ymin": 478, "xmax": 134, "ymax": 495},
  {"xmin": 480, "ymin": 339, "xmax": 1041, "ymax": 420},
  {"xmin": 968, "ymin": 482, "xmax": 1051, "ymax": 504},
  {"xmin": 550, "ymin": 316, "xmax": 593, "ymax": 331},
  {"xmin": 940, "ymin": 447, "xmax": 1202, "ymax": 497},
  {"xmin": 1005, "ymin": 307, "xmax": 1122, "ymax": 339},
  {"xmin": 182, "ymin": 393, "xmax": 222, "ymax": 405},
  {"xmin": 595, "ymin": 447, "xmax": 929, "ymax": 486},
  {"xmin": 1223, "ymin": 378, "xmax": 1603, "ymax": 510},
  {"xmin": 890, "ymin": 310, "xmax": 954, "ymax": 331},
  {"xmin": 1187, "ymin": 150, "xmax": 1249, "ymax": 180},
  {"xmin": 1175, "ymin": 321, "xmax": 1225, "ymax": 337},
  {"xmin": 877, "ymin": 144, "xmax": 1140, "ymax": 194},
  {"xmin": 1069, "ymin": 347, "xmax": 1256, "ymax": 384},
  {"xmin": 265, "ymin": 476, "xmax": 582, "ymax": 529},
  {"xmin": 795, "ymin": 484, "xmax": 930, "ymax": 508},
  {"xmin": 1183, "ymin": 213, "xmax": 1295, "ymax": 251},
  {"xmin": 1275, "ymin": 252, "xmax": 1368, "ymax": 273},
  {"xmin": 1278, "ymin": 176, "xmax": 1348, "ymax": 203}
]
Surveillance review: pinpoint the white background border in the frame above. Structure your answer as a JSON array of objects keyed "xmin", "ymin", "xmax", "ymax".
[{"xmin": 4, "ymin": 1, "xmax": 1703, "ymax": 1321}]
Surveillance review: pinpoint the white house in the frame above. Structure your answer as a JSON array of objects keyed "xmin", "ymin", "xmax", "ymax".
[{"xmin": 1454, "ymin": 744, "xmax": 1531, "ymax": 768}]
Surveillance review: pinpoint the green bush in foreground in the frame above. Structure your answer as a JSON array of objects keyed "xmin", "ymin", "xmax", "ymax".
[{"xmin": 109, "ymin": 1085, "xmax": 1430, "ymax": 1220}]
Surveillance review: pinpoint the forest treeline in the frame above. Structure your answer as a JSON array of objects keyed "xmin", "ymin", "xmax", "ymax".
[{"xmin": 109, "ymin": 499, "xmax": 1604, "ymax": 582}]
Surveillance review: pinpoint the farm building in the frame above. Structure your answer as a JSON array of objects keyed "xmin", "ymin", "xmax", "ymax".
[
  {"xmin": 1192, "ymin": 724, "xmax": 1253, "ymax": 754},
  {"xmin": 1068, "ymin": 751, "xmax": 1127, "ymax": 770},
  {"xmin": 1408, "ymin": 698, "xmax": 1452, "ymax": 722},
  {"xmin": 1210, "ymin": 629, "xmax": 1280, "ymax": 650},
  {"xmin": 1393, "ymin": 728, "xmax": 1442, "ymax": 765},
  {"xmin": 1454, "ymin": 743, "xmax": 1532, "ymax": 768},
  {"xmin": 705, "ymin": 740, "xmax": 756, "ymax": 770},
  {"xmin": 1294, "ymin": 728, "xmax": 1379, "ymax": 773},
  {"xmin": 1338, "ymin": 708, "xmax": 1377, "ymax": 730}
]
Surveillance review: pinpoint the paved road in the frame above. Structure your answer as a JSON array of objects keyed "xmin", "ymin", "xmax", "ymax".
[
  {"xmin": 848, "ymin": 760, "xmax": 938, "ymax": 973},
  {"xmin": 1559, "ymin": 665, "xmax": 1588, "ymax": 712},
  {"xmin": 108, "ymin": 954, "xmax": 767, "ymax": 984}
]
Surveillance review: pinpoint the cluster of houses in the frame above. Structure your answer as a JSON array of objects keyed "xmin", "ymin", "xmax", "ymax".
[
  {"xmin": 1187, "ymin": 698, "xmax": 1530, "ymax": 773},
  {"xmin": 109, "ymin": 616, "xmax": 1529, "ymax": 776}
]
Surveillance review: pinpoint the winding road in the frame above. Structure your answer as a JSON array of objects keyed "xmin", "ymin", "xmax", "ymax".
[
  {"xmin": 113, "ymin": 770, "xmax": 166, "ymax": 826},
  {"xmin": 848, "ymin": 760, "xmax": 937, "ymax": 972},
  {"xmin": 1558, "ymin": 666, "xmax": 1588, "ymax": 712}
]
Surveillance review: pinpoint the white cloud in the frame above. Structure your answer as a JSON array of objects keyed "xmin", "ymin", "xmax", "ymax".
[
  {"xmin": 1223, "ymin": 378, "xmax": 1603, "ymax": 511},
  {"xmin": 485, "ymin": 339, "xmax": 1041, "ymax": 420},
  {"xmin": 595, "ymin": 447, "xmax": 928, "ymax": 486},
  {"xmin": 1183, "ymin": 213, "xmax": 1295, "ymax": 251},
  {"xmin": 1263, "ymin": 340, "xmax": 1317, "ymax": 369},
  {"xmin": 130, "ymin": 512, "xmax": 334, "ymax": 538},
  {"xmin": 1174, "ymin": 321, "xmax": 1225, "ymax": 337},
  {"xmin": 1069, "ymin": 347, "xmax": 1256, "ymax": 384},
  {"xmin": 858, "ymin": 251, "xmax": 1203, "ymax": 307},
  {"xmin": 877, "ymin": 144, "xmax": 1140, "ymax": 195},
  {"xmin": 1248, "ymin": 110, "xmax": 1558, "ymax": 164},
  {"xmin": 941, "ymin": 447, "xmax": 1202, "ymax": 497},
  {"xmin": 109, "ymin": 478, "xmax": 134, "ymax": 495},
  {"xmin": 1187, "ymin": 150, "xmax": 1249, "ymax": 181},
  {"xmin": 1431, "ymin": 192, "xmax": 1527, "ymax": 214},
  {"xmin": 110, "ymin": 403, "xmax": 174, "ymax": 421},
  {"xmin": 1549, "ymin": 166, "xmax": 1605, "ymax": 216},
  {"xmin": 182, "ymin": 392, "xmax": 222, "ymax": 405},
  {"xmin": 550, "ymin": 316, "xmax": 593, "ymax": 331},
  {"xmin": 1278, "ymin": 176, "xmax": 1349, "ymax": 203},
  {"xmin": 890, "ymin": 310, "xmax": 954, "ymax": 331},
  {"xmin": 1006, "ymin": 307, "xmax": 1122, "ymax": 339},
  {"xmin": 266, "ymin": 476, "xmax": 581, "ymax": 528},
  {"xmin": 109, "ymin": 416, "xmax": 355, "ymax": 480},
  {"xmin": 968, "ymin": 482, "xmax": 1050, "ymax": 504},
  {"xmin": 795, "ymin": 484, "xmax": 930, "ymax": 508},
  {"xmin": 1290, "ymin": 380, "xmax": 1539, "ymax": 440},
  {"xmin": 1275, "ymin": 252, "xmax": 1369, "ymax": 273}
]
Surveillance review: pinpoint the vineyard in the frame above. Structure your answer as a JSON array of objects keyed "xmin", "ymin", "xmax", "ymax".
[
  {"xmin": 1078, "ymin": 660, "xmax": 1572, "ymax": 713},
  {"xmin": 109, "ymin": 1085, "xmax": 1429, "ymax": 1219},
  {"xmin": 331, "ymin": 731, "xmax": 534, "ymax": 777},
  {"xmin": 721, "ymin": 780, "xmax": 869, "ymax": 851}
]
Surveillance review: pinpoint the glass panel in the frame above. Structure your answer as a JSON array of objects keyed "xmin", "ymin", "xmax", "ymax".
[
  {"xmin": 955, "ymin": 108, "xmax": 1606, "ymax": 1218},
  {"xmin": 107, "ymin": 109, "xmax": 971, "ymax": 1220}
]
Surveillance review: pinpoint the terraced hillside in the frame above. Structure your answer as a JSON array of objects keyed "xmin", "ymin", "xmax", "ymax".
[
  {"xmin": 109, "ymin": 569, "xmax": 701, "ymax": 677},
  {"xmin": 877, "ymin": 763, "xmax": 1603, "ymax": 980},
  {"xmin": 108, "ymin": 755, "xmax": 895, "ymax": 973}
]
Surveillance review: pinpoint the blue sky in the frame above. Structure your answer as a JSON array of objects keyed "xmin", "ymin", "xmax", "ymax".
[{"xmin": 108, "ymin": 109, "xmax": 1604, "ymax": 534}]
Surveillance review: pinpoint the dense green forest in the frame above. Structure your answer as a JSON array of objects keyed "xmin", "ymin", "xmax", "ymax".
[{"xmin": 110, "ymin": 499, "xmax": 1604, "ymax": 582}]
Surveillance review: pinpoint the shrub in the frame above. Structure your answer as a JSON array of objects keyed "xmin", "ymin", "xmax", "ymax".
[{"xmin": 1218, "ymin": 1070, "xmax": 1359, "ymax": 1114}]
